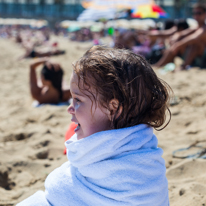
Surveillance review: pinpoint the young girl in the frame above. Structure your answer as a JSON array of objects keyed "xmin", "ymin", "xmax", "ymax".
[{"xmin": 18, "ymin": 46, "xmax": 170, "ymax": 206}]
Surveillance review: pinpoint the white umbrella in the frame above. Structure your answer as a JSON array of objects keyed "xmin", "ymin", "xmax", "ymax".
[{"xmin": 77, "ymin": 8, "xmax": 117, "ymax": 21}]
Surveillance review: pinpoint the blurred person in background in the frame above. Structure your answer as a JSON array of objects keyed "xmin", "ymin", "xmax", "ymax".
[
  {"xmin": 30, "ymin": 58, "xmax": 71, "ymax": 104},
  {"xmin": 153, "ymin": 3, "xmax": 206, "ymax": 70},
  {"xmin": 21, "ymin": 47, "xmax": 65, "ymax": 59},
  {"xmin": 144, "ymin": 19, "xmax": 189, "ymax": 64}
]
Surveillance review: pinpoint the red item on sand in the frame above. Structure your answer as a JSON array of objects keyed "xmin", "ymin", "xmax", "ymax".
[
  {"xmin": 63, "ymin": 122, "xmax": 76, "ymax": 154},
  {"xmin": 52, "ymin": 42, "xmax": 58, "ymax": 47}
]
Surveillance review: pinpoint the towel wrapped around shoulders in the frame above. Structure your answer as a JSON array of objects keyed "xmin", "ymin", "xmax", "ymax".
[{"xmin": 17, "ymin": 124, "xmax": 169, "ymax": 206}]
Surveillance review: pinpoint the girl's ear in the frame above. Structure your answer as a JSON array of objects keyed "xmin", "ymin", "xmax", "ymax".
[{"xmin": 108, "ymin": 99, "xmax": 122, "ymax": 121}]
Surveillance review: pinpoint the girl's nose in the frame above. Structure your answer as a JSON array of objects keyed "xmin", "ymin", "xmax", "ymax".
[{"xmin": 67, "ymin": 104, "xmax": 75, "ymax": 114}]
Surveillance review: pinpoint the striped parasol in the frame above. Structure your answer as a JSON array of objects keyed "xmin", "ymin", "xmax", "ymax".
[{"xmin": 82, "ymin": 0, "xmax": 155, "ymax": 10}]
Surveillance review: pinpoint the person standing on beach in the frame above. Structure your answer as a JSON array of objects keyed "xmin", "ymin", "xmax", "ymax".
[{"xmin": 153, "ymin": 3, "xmax": 206, "ymax": 70}]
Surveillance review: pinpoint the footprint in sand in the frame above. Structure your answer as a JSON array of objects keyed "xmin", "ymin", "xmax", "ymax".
[
  {"xmin": 3, "ymin": 132, "xmax": 34, "ymax": 142},
  {"xmin": 179, "ymin": 188, "xmax": 186, "ymax": 196},
  {"xmin": 35, "ymin": 149, "xmax": 49, "ymax": 160},
  {"xmin": 0, "ymin": 165, "xmax": 15, "ymax": 190},
  {"xmin": 32, "ymin": 140, "xmax": 50, "ymax": 149},
  {"xmin": 184, "ymin": 121, "xmax": 192, "ymax": 127}
]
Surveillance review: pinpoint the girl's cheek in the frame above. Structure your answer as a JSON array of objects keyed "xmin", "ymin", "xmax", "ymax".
[{"xmin": 74, "ymin": 103, "xmax": 80, "ymax": 111}]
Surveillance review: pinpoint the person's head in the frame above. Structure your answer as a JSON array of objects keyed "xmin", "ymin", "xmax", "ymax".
[
  {"xmin": 163, "ymin": 20, "xmax": 175, "ymax": 30},
  {"xmin": 192, "ymin": 3, "xmax": 206, "ymax": 24},
  {"xmin": 176, "ymin": 19, "xmax": 189, "ymax": 31},
  {"xmin": 68, "ymin": 46, "xmax": 171, "ymax": 140},
  {"xmin": 41, "ymin": 62, "xmax": 64, "ymax": 100}
]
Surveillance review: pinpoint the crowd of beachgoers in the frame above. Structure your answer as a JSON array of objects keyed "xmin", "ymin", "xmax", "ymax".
[{"xmin": 1, "ymin": 2, "xmax": 205, "ymax": 74}]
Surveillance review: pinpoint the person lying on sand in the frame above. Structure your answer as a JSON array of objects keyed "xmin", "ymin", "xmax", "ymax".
[
  {"xmin": 17, "ymin": 36, "xmax": 65, "ymax": 60},
  {"xmin": 153, "ymin": 3, "xmax": 206, "ymax": 70},
  {"xmin": 30, "ymin": 58, "xmax": 71, "ymax": 104},
  {"xmin": 19, "ymin": 47, "xmax": 65, "ymax": 59}
]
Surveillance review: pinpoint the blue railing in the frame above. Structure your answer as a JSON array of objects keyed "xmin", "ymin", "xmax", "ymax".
[{"xmin": 0, "ymin": 3, "xmax": 84, "ymax": 19}]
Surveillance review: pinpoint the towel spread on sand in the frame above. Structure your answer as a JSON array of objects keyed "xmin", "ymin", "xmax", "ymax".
[{"xmin": 17, "ymin": 124, "xmax": 169, "ymax": 206}]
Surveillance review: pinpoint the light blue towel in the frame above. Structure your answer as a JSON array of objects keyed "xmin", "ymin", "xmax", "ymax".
[{"xmin": 17, "ymin": 124, "xmax": 169, "ymax": 206}]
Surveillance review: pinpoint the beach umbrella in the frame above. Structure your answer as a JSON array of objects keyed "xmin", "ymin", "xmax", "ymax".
[
  {"xmin": 78, "ymin": 0, "xmax": 154, "ymax": 21},
  {"xmin": 82, "ymin": 0, "xmax": 154, "ymax": 10},
  {"xmin": 131, "ymin": 4, "xmax": 168, "ymax": 19},
  {"xmin": 77, "ymin": 8, "xmax": 117, "ymax": 21},
  {"xmin": 68, "ymin": 25, "xmax": 81, "ymax": 32},
  {"xmin": 60, "ymin": 20, "xmax": 72, "ymax": 28},
  {"xmin": 90, "ymin": 23, "xmax": 104, "ymax": 32}
]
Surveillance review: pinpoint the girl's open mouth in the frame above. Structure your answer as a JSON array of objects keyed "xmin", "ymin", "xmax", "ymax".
[{"xmin": 75, "ymin": 123, "xmax": 80, "ymax": 132}]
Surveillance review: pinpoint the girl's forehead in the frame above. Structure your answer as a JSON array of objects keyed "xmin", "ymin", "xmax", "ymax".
[
  {"xmin": 70, "ymin": 71, "xmax": 97, "ymax": 97},
  {"xmin": 70, "ymin": 73, "xmax": 81, "ymax": 92},
  {"xmin": 70, "ymin": 71, "xmax": 90, "ymax": 88},
  {"xmin": 70, "ymin": 71, "xmax": 79, "ymax": 84}
]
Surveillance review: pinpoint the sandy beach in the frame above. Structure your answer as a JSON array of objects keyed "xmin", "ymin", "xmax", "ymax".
[{"xmin": 0, "ymin": 37, "xmax": 206, "ymax": 206}]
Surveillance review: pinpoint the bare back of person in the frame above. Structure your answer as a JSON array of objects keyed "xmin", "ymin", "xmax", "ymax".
[
  {"xmin": 38, "ymin": 83, "xmax": 71, "ymax": 104},
  {"xmin": 154, "ymin": 3, "xmax": 206, "ymax": 70},
  {"xmin": 30, "ymin": 59, "xmax": 71, "ymax": 105},
  {"xmin": 41, "ymin": 86, "xmax": 60, "ymax": 104}
]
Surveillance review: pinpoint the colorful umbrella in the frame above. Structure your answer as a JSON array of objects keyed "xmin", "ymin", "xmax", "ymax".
[
  {"xmin": 132, "ymin": 4, "xmax": 168, "ymax": 19},
  {"xmin": 82, "ymin": 0, "xmax": 154, "ymax": 10}
]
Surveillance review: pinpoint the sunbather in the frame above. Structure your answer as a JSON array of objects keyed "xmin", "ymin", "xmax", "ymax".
[
  {"xmin": 30, "ymin": 58, "xmax": 71, "ymax": 104},
  {"xmin": 154, "ymin": 3, "xmax": 206, "ymax": 70}
]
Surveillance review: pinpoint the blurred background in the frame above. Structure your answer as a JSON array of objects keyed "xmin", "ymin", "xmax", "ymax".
[{"xmin": 0, "ymin": 0, "xmax": 203, "ymax": 24}]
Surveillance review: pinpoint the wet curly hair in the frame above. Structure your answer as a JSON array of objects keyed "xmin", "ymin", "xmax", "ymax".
[{"xmin": 73, "ymin": 46, "xmax": 172, "ymax": 130}]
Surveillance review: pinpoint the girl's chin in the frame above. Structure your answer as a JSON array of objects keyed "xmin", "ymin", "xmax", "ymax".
[
  {"xmin": 77, "ymin": 135, "xmax": 84, "ymax": 140},
  {"xmin": 75, "ymin": 130, "xmax": 84, "ymax": 140}
]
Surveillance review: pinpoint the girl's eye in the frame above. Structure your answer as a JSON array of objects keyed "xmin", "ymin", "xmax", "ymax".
[{"xmin": 74, "ymin": 98, "xmax": 81, "ymax": 103}]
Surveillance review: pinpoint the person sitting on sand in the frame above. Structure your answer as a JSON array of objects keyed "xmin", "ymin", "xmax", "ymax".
[
  {"xmin": 18, "ymin": 46, "xmax": 170, "ymax": 206},
  {"xmin": 30, "ymin": 59, "xmax": 71, "ymax": 104},
  {"xmin": 130, "ymin": 20, "xmax": 176, "ymax": 63},
  {"xmin": 146, "ymin": 19, "xmax": 189, "ymax": 47},
  {"xmin": 145, "ymin": 19, "xmax": 176, "ymax": 47},
  {"xmin": 168, "ymin": 19, "xmax": 189, "ymax": 46},
  {"xmin": 143, "ymin": 19, "xmax": 189, "ymax": 64},
  {"xmin": 154, "ymin": 3, "xmax": 206, "ymax": 70}
]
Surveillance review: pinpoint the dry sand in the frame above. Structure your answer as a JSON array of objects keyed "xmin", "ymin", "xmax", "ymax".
[{"xmin": 0, "ymin": 37, "xmax": 206, "ymax": 206}]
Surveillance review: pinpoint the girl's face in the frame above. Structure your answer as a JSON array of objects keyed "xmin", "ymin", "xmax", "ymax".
[{"xmin": 68, "ymin": 71, "xmax": 111, "ymax": 140}]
